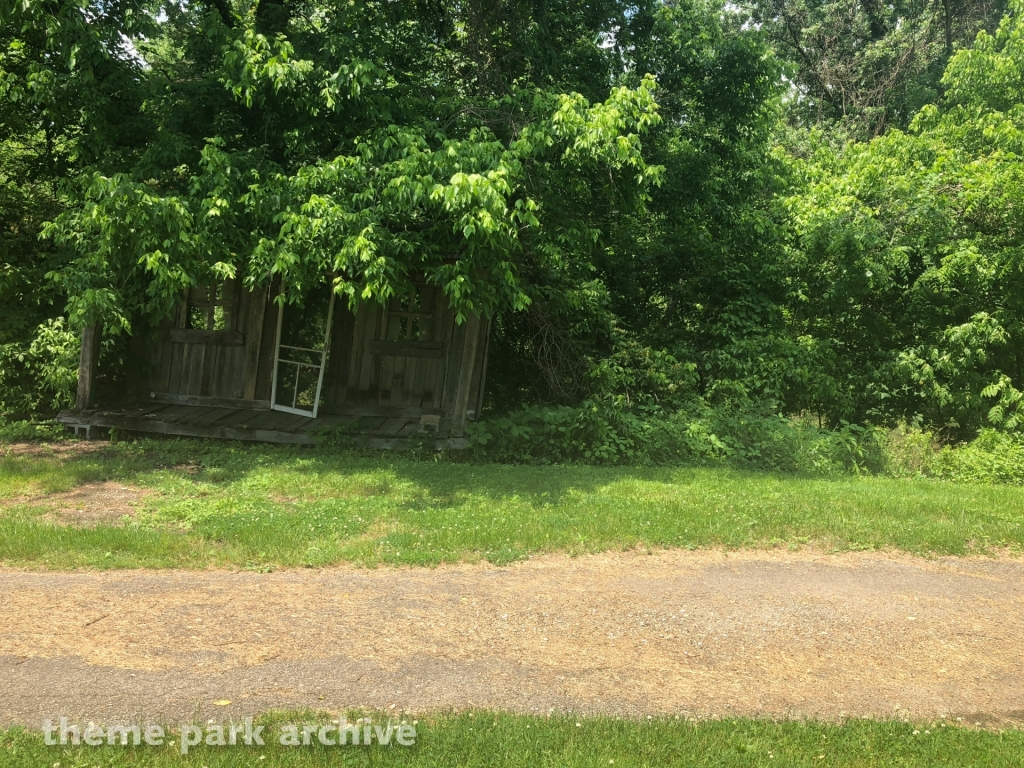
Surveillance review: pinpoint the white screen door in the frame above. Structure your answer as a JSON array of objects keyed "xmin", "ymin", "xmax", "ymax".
[{"xmin": 270, "ymin": 285, "xmax": 335, "ymax": 418}]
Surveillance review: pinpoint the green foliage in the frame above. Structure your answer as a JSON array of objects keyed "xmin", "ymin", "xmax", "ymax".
[
  {"xmin": 884, "ymin": 424, "xmax": 1024, "ymax": 484},
  {"xmin": 0, "ymin": 0, "xmax": 665, "ymax": 334},
  {"xmin": 782, "ymin": 2, "xmax": 1024, "ymax": 437},
  {"xmin": 0, "ymin": 419, "xmax": 67, "ymax": 442},
  {"xmin": 468, "ymin": 395, "xmax": 887, "ymax": 474},
  {"xmin": 745, "ymin": 0, "xmax": 1006, "ymax": 135},
  {"xmin": 0, "ymin": 318, "xmax": 79, "ymax": 417}
]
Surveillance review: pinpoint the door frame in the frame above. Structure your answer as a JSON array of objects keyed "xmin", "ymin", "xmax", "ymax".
[{"xmin": 270, "ymin": 288, "xmax": 336, "ymax": 418}]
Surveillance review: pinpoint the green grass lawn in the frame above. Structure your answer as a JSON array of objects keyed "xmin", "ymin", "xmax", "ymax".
[
  {"xmin": 3, "ymin": 712, "xmax": 1023, "ymax": 767},
  {"xmin": 1, "ymin": 438, "xmax": 1023, "ymax": 569}
]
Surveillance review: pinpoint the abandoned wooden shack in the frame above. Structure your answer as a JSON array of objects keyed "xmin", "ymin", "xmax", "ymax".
[{"xmin": 59, "ymin": 277, "xmax": 491, "ymax": 446}]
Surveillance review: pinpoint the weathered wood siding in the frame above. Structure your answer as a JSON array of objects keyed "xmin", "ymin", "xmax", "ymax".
[
  {"xmin": 146, "ymin": 279, "xmax": 272, "ymax": 402},
  {"xmin": 144, "ymin": 280, "xmax": 490, "ymax": 430}
]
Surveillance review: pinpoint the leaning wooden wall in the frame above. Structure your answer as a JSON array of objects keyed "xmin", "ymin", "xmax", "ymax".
[
  {"xmin": 141, "ymin": 278, "xmax": 490, "ymax": 431},
  {"xmin": 145, "ymin": 280, "xmax": 272, "ymax": 403},
  {"xmin": 317, "ymin": 286, "xmax": 489, "ymax": 422}
]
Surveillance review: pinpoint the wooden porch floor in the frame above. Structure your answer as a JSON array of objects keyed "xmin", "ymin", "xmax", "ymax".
[{"xmin": 57, "ymin": 404, "xmax": 451, "ymax": 447}]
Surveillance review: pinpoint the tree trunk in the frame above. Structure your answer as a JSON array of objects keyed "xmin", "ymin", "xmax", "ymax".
[{"xmin": 942, "ymin": 0, "xmax": 953, "ymax": 55}]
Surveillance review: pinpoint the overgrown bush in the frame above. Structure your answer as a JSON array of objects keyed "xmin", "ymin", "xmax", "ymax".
[
  {"xmin": 0, "ymin": 419, "xmax": 68, "ymax": 442},
  {"xmin": 467, "ymin": 397, "xmax": 888, "ymax": 473},
  {"xmin": 468, "ymin": 402, "xmax": 1024, "ymax": 484},
  {"xmin": 0, "ymin": 318, "xmax": 79, "ymax": 418},
  {"xmin": 883, "ymin": 425, "xmax": 1024, "ymax": 484}
]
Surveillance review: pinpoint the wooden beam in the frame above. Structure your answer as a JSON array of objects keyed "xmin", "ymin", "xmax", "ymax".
[
  {"xmin": 149, "ymin": 392, "xmax": 272, "ymax": 410},
  {"xmin": 451, "ymin": 313, "xmax": 482, "ymax": 436},
  {"xmin": 55, "ymin": 409, "xmax": 468, "ymax": 449},
  {"xmin": 75, "ymin": 323, "xmax": 101, "ymax": 412},
  {"xmin": 474, "ymin": 315, "xmax": 492, "ymax": 419},
  {"xmin": 319, "ymin": 404, "xmax": 443, "ymax": 418},
  {"xmin": 370, "ymin": 340, "xmax": 443, "ymax": 358},
  {"xmin": 242, "ymin": 285, "xmax": 269, "ymax": 399},
  {"xmin": 167, "ymin": 328, "xmax": 244, "ymax": 345}
]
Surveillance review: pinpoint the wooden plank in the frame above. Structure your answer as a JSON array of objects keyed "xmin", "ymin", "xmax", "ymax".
[
  {"xmin": 421, "ymin": 358, "xmax": 438, "ymax": 408},
  {"xmin": 433, "ymin": 304, "xmax": 454, "ymax": 409},
  {"xmin": 177, "ymin": 343, "xmax": 194, "ymax": 395},
  {"xmin": 378, "ymin": 353, "xmax": 395, "ymax": 405},
  {"xmin": 389, "ymin": 356, "xmax": 406, "ymax": 407},
  {"xmin": 379, "ymin": 417, "xmax": 409, "ymax": 436},
  {"xmin": 357, "ymin": 304, "xmax": 380, "ymax": 393},
  {"xmin": 350, "ymin": 417, "xmax": 385, "ymax": 436},
  {"xmin": 167, "ymin": 329, "xmax": 244, "ymax": 345},
  {"xmin": 75, "ymin": 323, "xmax": 101, "ymax": 411},
  {"xmin": 370, "ymin": 341, "xmax": 443, "ymax": 358},
  {"xmin": 129, "ymin": 404, "xmax": 173, "ymax": 418},
  {"xmin": 213, "ymin": 345, "xmax": 242, "ymax": 399},
  {"xmin": 451, "ymin": 313, "xmax": 482, "ymax": 435},
  {"xmin": 194, "ymin": 345, "xmax": 209, "ymax": 397},
  {"xmin": 470, "ymin": 316, "xmax": 492, "ymax": 419},
  {"xmin": 318, "ymin": 404, "xmax": 442, "ymax": 417},
  {"xmin": 147, "ymin": 404, "xmax": 198, "ymax": 424},
  {"xmin": 175, "ymin": 406, "xmax": 222, "ymax": 426},
  {"xmin": 310, "ymin": 414, "xmax": 357, "ymax": 429},
  {"xmin": 347, "ymin": 300, "xmax": 368, "ymax": 395},
  {"xmin": 55, "ymin": 410, "xmax": 465, "ymax": 449},
  {"xmin": 144, "ymin": 319, "xmax": 172, "ymax": 395},
  {"xmin": 58, "ymin": 411, "xmax": 317, "ymax": 445},
  {"xmin": 252, "ymin": 409, "xmax": 314, "ymax": 431},
  {"xmin": 218, "ymin": 341, "xmax": 239, "ymax": 397},
  {"xmin": 398, "ymin": 420, "xmax": 421, "ymax": 437},
  {"xmin": 150, "ymin": 392, "xmax": 271, "ymax": 410},
  {"xmin": 254, "ymin": 283, "xmax": 281, "ymax": 402},
  {"xmin": 212, "ymin": 408, "xmax": 267, "ymax": 427},
  {"xmin": 188, "ymin": 344, "xmax": 207, "ymax": 397},
  {"xmin": 189, "ymin": 407, "xmax": 239, "ymax": 427},
  {"xmin": 276, "ymin": 413, "xmax": 316, "ymax": 432},
  {"xmin": 441, "ymin": 313, "xmax": 466, "ymax": 415},
  {"xmin": 242, "ymin": 285, "xmax": 269, "ymax": 400},
  {"xmin": 167, "ymin": 342, "xmax": 185, "ymax": 395},
  {"xmin": 409, "ymin": 355, "xmax": 428, "ymax": 407},
  {"xmin": 200, "ymin": 340, "xmax": 219, "ymax": 397},
  {"xmin": 323, "ymin": 299, "xmax": 354, "ymax": 408}
]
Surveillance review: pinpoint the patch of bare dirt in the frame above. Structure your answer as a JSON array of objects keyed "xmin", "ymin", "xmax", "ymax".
[
  {"xmin": 1, "ymin": 441, "xmax": 110, "ymax": 458},
  {"xmin": 23, "ymin": 481, "xmax": 148, "ymax": 526},
  {"xmin": 0, "ymin": 548, "xmax": 1023, "ymax": 725}
]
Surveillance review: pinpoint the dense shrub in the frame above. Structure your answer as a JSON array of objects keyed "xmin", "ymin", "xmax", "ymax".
[
  {"xmin": 884, "ymin": 426, "xmax": 1024, "ymax": 484},
  {"xmin": 0, "ymin": 319, "xmax": 79, "ymax": 418},
  {"xmin": 467, "ymin": 397, "xmax": 888, "ymax": 473}
]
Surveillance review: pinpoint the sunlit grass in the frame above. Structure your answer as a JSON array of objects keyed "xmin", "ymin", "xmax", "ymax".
[
  {"xmin": 1, "ymin": 438, "xmax": 1022, "ymax": 569},
  {"xmin": 2, "ymin": 711, "xmax": 1022, "ymax": 767}
]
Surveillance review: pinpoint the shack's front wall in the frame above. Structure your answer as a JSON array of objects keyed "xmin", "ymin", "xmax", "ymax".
[
  {"xmin": 145, "ymin": 280, "xmax": 271, "ymax": 403},
  {"xmin": 142, "ymin": 281, "xmax": 489, "ymax": 427}
]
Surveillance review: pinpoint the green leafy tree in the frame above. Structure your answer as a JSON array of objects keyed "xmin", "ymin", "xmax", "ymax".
[
  {"xmin": 4, "ymin": 0, "xmax": 661, "ymax": 339},
  {"xmin": 787, "ymin": 0, "xmax": 1024, "ymax": 435}
]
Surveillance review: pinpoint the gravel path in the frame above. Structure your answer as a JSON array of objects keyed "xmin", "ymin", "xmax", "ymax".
[{"xmin": 2, "ymin": 549, "xmax": 1023, "ymax": 726}]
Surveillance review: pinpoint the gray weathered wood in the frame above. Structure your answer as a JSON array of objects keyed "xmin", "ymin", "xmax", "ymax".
[
  {"xmin": 320, "ymin": 404, "xmax": 442, "ymax": 417},
  {"xmin": 75, "ymin": 323, "xmax": 101, "ymax": 411},
  {"xmin": 242, "ymin": 284, "xmax": 268, "ymax": 400},
  {"xmin": 168, "ymin": 328, "xmax": 244, "ymax": 346},
  {"xmin": 451, "ymin": 313, "xmax": 482, "ymax": 435},
  {"xmin": 370, "ymin": 340, "xmax": 443, "ymax": 358},
  {"xmin": 56, "ymin": 406, "xmax": 459, "ymax": 448},
  {"xmin": 150, "ymin": 392, "xmax": 272, "ymax": 410},
  {"xmin": 474, "ymin": 316, "xmax": 492, "ymax": 418}
]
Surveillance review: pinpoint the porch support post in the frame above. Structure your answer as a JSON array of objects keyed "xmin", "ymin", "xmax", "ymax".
[
  {"xmin": 452, "ymin": 312, "xmax": 482, "ymax": 437},
  {"xmin": 76, "ymin": 323, "xmax": 101, "ymax": 411}
]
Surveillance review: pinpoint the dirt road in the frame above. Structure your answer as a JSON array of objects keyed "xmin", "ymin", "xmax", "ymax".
[{"xmin": 2, "ymin": 549, "xmax": 1022, "ymax": 726}]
